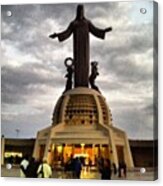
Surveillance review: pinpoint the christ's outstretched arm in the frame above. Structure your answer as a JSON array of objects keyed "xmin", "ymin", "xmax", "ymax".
[
  {"xmin": 89, "ymin": 21, "xmax": 112, "ymax": 39},
  {"xmin": 49, "ymin": 22, "xmax": 73, "ymax": 42}
]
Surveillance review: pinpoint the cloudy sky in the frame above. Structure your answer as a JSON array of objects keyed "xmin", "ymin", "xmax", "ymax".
[{"xmin": 1, "ymin": 1, "xmax": 156, "ymax": 139}]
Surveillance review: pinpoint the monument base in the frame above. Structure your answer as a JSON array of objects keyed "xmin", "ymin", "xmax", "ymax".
[{"xmin": 33, "ymin": 87, "xmax": 134, "ymax": 168}]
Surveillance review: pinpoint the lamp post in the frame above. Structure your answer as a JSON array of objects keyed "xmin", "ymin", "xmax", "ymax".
[{"xmin": 15, "ymin": 129, "xmax": 20, "ymax": 138}]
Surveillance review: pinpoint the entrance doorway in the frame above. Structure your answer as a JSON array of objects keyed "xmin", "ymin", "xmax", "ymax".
[
  {"xmin": 50, "ymin": 144, "xmax": 110, "ymax": 166},
  {"xmin": 116, "ymin": 145, "xmax": 125, "ymax": 164}
]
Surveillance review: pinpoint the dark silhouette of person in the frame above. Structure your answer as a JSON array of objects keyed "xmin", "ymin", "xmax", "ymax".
[
  {"xmin": 20, "ymin": 155, "xmax": 29, "ymax": 177},
  {"xmin": 8, "ymin": 155, "xmax": 14, "ymax": 165},
  {"xmin": 49, "ymin": 4, "xmax": 112, "ymax": 88},
  {"xmin": 88, "ymin": 158, "xmax": 92, "ymax": 171},
  {"xmin": 101, "ymin": 159, "xmax": 112, "ymax": 180},
  {"xmin": 118, "ymin": 161, "xmax": 127, "ymax": 178},
  {"xmin": 26, "ymin": 157, "xmax": 40, "ymax": 178},
  {"xmin": 118, "ymin": 162, "xmax": 122, "ymax": 177},
  {"xmin": 122, "ymin": 161, "xmax": 127, "ymax": 178},
  {"xmin": 64, "ymin": 154, "xmax": 76, "ymax": 178},
  {"xmin": 74, "ymin": 157, "xmax": 82, "ymax": 179},
  {"xmin": 112, "ymin": 162, "xmax": 117, "ymax": 175},
  {"xmin": 97, "ymin": 156, "xmax": 104, "ymax": 174}
]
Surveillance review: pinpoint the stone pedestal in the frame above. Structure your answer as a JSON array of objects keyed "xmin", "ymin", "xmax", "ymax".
[{"xmin": 33, "ymin": 87, "xmax": 134, "ymax": 168}]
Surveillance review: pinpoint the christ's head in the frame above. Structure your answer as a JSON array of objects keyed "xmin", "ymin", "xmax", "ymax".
[{"xmin": 76, "ymin": 4, "xmax": 84, "ymax": 19}]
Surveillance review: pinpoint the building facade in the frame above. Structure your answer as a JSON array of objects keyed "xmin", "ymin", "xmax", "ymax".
[
  {"xmin": 33, "ymin": 87, "xmax": 133, "ymax": 168},
  {"xmin": 1, "ymin": 137, "xmax": 157, "ymax": 168}
]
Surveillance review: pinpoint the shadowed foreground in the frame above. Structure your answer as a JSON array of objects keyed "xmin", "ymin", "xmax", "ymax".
[{"xmin": 1, "ymin": 166, "xmax": 157, "ymax": 181}]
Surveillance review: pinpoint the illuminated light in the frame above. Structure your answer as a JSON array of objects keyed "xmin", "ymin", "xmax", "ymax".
[
  {"xmin": 4, "ymin": 152, "xmax": 22, "ymax": 158},
  {"xmin": 81, "ymin": 143, "xmax": 85, "ymax": 147},
  {"xmin": 57, "ymin": 145, "xmax": 63, "ymax": 153},
  {"xmin": 74, "ymin": 153, "xmax": 88, "ymax": 158},
  {"xmin": 51, "ymin": 144, "xmax": 55, "ymax": 151}
]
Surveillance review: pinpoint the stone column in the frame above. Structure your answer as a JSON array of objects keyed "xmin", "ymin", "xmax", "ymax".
[
  {"xmin": 51, "ymin": 144, "xmax": 55, "ymax": 164},
  {"xmin": 92, "ymin": 144, "xmax": 95, "ymax": 165},
  {"xmin": 43, "ymin": 130, "xmax": 52, "ymax": 164},
  {"xmin": 46, "ymin": 144, "xmax": 54, "ymax": 165},
  {"xmin": 107, "ymin": 128, "xmax": 118, "ymax": 167},
  {"xmin": 81, "ymin": 143, "xmax": 85, "ymax": 154},
  {"xmin": 72, "ymin": 144, "xmax": 75, "ymax": 156},
  {"xmin": 33, "ymin": 132, "xmax": 40, "ymax": 160},
  {"xmin": 62, "ymin": 144, "xmax": 65, "ymax": 164},
  {"xmin": 123, "ymin": 133, "xmax": 134, "ymax": 168}
]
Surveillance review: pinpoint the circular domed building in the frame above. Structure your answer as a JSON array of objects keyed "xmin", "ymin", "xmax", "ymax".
[
  {"xmin": 52, "ymin": 87, "xmax": 113, "ymax": 127},
  {"xmin": 33, "ymin": 87, "xmax": 134, "ymax": 168}
]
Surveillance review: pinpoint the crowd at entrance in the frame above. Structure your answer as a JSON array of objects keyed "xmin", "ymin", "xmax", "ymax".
[
  {"xmin": 20, "ymin": 156, "xmax": 52, "ymax": 178},
  {"xmin": 19, "ymin": 154, "xmax": 127, "ymax": 180}
]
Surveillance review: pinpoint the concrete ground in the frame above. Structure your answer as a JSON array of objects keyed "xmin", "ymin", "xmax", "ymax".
[{"xmin": 1, "ymin": 165, "xmax": 157, "ymax": 181}]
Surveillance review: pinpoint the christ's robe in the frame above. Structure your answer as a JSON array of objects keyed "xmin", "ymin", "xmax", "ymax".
[{"xmin": 57, "ymin": 18, "xmax": 106, "ymax": 87}]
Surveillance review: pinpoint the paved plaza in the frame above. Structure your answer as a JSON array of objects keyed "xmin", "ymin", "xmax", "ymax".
[{"xmin": 1, "ymin": 165, "xmax": 157, "ymax": 181}]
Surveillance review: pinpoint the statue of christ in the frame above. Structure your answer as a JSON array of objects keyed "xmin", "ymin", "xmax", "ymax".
[{"xmin": 49, "ymin": 4, "xmax": 112, "ymax": 87}]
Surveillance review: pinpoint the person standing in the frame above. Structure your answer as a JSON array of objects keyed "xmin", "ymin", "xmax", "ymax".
[
  {"xmin": 26, "ymin": 157, "xmax": 40, "ymax": 178},
  {"xmin": 112, "ymin": 162, "xmax": 117, "ymax": 175},
  {"xmin": 97, "ymin": 157, "xmax": 104, "ymax": 173},
  {"xmin": 74, "ymin": 157, "xmax": 82, "ymax": 179},
  {"xmin": 119, "ymin": 161, "xmax": 127, "ymax": 178},
  {"xmin": 123, "ymin": 162, "xmax": 127, "ymax": 178},
  {"xmin": 37, "ymin": 158, "xmax": 52, "ymax": 178},
  {"xmin": 101, "ymin": 159, "xmax": 112, "ymax": 180},
  {"xmin": 20, "ymin": 155, "xmax": 29, "ymax": 178}
]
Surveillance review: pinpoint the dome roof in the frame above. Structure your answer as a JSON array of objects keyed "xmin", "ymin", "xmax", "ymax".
[{"xmin": 52, "ymin": 87, "xmax": 113, "ymax": 126}]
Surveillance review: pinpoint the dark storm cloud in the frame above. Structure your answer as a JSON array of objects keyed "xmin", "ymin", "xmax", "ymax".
[
  {"xmin": 1, "ymin": 2, "xmax": 116, "ymax": 66},
  {"xmin": 112, "ymin": 104, "xmax": 154, "ymax": 140},
  {"xmin": 1, "ymin": 109, "xmax": 53, "ymax": 138},
  {"xmin": 1, "ymin": 63, "xmax": 64, "ymax": 104},
  {"xmin": 91, "ymin": 23, "xmax": 153, "ymax": 58},
  {"xmin": 2, "ymin": 4, "xmax": 76, "ymax": 70},
  {"xmin": 85, "ymin": 2, "xmax": 118, "ymax": 18},
  {"xmin": 109, "ymin": 55, "xmax": 152, "ymax": 83},
  {"xmin": 144, "ymin": 104, "xmax": 154, "ymax": 115},
  {"xmin": 90, "ymin": 22, "xmax": 153, "ymax": 88},
  {"xmin": 98, "ymin": 79, "xmax": 125, "ymax": 92}
]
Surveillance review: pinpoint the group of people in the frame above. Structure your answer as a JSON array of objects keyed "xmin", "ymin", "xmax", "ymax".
[
  {"xmin": 19, "ymin": 155, "xmax": 127, "ymax": 179},
  {"xmin": 97, "ymin": 157, "xmax": 112, "ymax": 180},
  {"xmin": 97, "ymin": 157, "xmax": 127, "ymax": 180},
  {"xmin": 20, "ymin": 156, "xmax": 52, "ymax": 178},
  {"xmin": 64, "ymin": 156, "xmax": 82, "ymax": 179}
]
